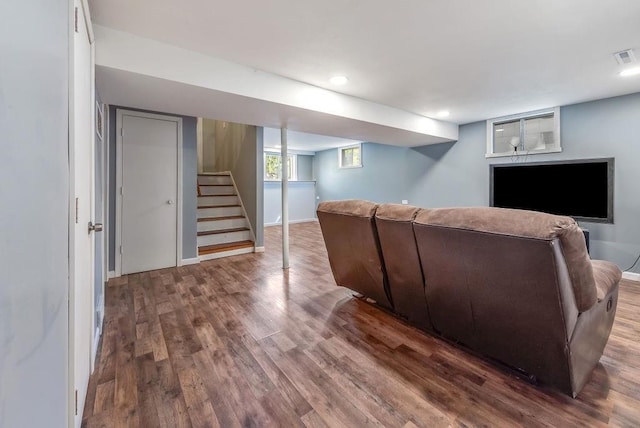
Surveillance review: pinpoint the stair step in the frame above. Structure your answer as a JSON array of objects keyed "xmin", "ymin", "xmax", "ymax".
[
  {"xmin": 198, "ymin": 205, "xmax": 243, "ymax": 218},
  {"xmin": 197, "ymin": 228, "xmax": 252, "ymax": 246},
  {"xmin": 198, "ymin": 174, "xmax": 232, "ymax": 185},
  {"xmin": 198, "ymin": 204, "xmax": 241, "ymax": 209},
  {"xmin": 198, "ymin": 195, "xmax": 239, "ymax": 207},
  {"xmin": 199, "ymin": 185, "xmax": 236, "ymax": 196},
  {"xmin": 197, "ymin": 216, "xmax": 248, "ymax": 232},
  {"xmin": 197, "ymin": 227, "xmax": 250, "ymax": 236},
  {"xmin": 197, "ymin": 215, "xmax": 245, "ymax": 222},
  {"xmin": 198, "ymin": 240, "xmax": 254, "ymax": 256}
]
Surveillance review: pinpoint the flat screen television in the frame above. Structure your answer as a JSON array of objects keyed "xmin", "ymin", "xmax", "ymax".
[{"xmin": 490, "ymin": 158, "xmax": 614, "ymax": 223}]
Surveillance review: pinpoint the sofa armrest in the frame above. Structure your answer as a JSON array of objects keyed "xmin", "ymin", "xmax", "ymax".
[
  {"xmin": 567, "ymin": 276, "xmax": 619, "ymax": 397},
  {"xmin": 591, "ymin": 260, "xmax": 622, "ymax": 301}
]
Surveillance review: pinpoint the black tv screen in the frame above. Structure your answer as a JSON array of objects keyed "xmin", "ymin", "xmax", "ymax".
[{"xmin": 490, "ymin": 158, "xmax": 614, "ymax": 223}]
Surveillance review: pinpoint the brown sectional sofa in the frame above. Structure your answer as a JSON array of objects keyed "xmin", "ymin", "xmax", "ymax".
[{"xmin": 317, "ymin": 199, "xmax": 621, "ymax": 397}]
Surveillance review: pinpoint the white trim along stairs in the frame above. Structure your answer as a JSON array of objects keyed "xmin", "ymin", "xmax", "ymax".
[{"xmin": 197, "ymin": 172, "xmax": 255, "ymax": 261}]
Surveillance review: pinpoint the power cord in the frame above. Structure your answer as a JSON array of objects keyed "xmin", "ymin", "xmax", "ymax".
[{"xmin": 624, "ymin": 252, "xmax": 640, "ymax": 272}]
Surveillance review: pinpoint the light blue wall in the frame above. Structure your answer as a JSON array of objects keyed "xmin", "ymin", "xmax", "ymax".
[
  {"xmin": 0, "ymin": 0, "xmax": 70, "ymax": 426},
  {"xmin": 315, "ymin": 93, "xmax": 640, "ymax": 270},
  {"xmin": 315, "ymin": 143, "xmax": 411, "ymax": 203},
  {"xmin": 264, "ymin": 181, "xmax": 317, "ymax": 225},
  {"xmin": 297, "ymin": 155, "xmax": 315, "ymax": 180},
  {"xmin": 108, "ymin": 106, "xmax": 198, "ymax": 271}
]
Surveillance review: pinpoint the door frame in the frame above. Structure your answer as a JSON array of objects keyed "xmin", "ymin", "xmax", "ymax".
[
  {"xmin": 92, "ymin": 100, "xmax": 106, "ymax": 369},
  {"xmin": 115, "ymin": 109, "xmax": 183, "ymax": 277},
  {"xmin": 68, "ymin": 0, "xmax": 95, "ymax": 426}
]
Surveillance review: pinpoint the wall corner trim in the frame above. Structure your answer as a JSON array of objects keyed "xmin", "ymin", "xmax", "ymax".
[
  {"xmin": 254, "ymin": 246, "xmax": 265, "ymax": 253},
  {"xmin": 622, "ymin": 271, "xmax": 640, "ymax": 282},
  {"xmin": 181, "ymin": 257, "xmax": 200, "ymax": 266},
  {"xmin": 108, "ymin": 271, "xmax": 116, "ymax": 279}
]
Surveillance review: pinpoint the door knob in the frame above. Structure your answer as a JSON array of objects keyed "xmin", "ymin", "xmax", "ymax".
[
  {"xmin": 88, "ymin": 222, "xmax": 103, "ymax": 233},
  {"xmin": 167, "ymin": 199, "xmax": 175, "ymax": 205}
]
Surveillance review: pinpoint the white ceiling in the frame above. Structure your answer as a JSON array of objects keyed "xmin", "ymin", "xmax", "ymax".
[
  {"xmin": 89, "ymin": 0, "xmax": 640, "ymax": 125},
  {"xmin": 263, "ymin": 127, "xmax": 360, "ymax": 152}
]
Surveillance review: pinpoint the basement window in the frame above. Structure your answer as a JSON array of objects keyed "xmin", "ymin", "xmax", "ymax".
[
  {"xmin": 339, "ymin": 144, "xmax": 362, "ymax": 168},
  {"xmin": 486, "ymin": 107, "xmax": 561, "ymax": 158},
  {"xmin": 264, "ymin": 153, "xmax": 297, "ymax": 181}
]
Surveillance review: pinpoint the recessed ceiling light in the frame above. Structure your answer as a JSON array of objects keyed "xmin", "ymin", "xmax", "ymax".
[
  {"xmin": 436, "ymin": 110, "xmax": 450, "ymax": 118},
  {"xmin": 329, "ymin": 75, "xmax": 349, "ymax": 85},
  {"xmin": 620, "ymin": 67, "xmax": 640, "ymax": 77}
]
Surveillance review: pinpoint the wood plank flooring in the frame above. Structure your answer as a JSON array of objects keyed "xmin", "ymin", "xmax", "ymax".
[{"xmin": 83, "ymin": 221, "xmax": 640, "ymax": 427}]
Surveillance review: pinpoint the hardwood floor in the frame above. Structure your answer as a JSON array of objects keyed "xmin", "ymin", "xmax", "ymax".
[{"xmin": 83, "ymin": 222, "xmax": 640, "ymax": 427}]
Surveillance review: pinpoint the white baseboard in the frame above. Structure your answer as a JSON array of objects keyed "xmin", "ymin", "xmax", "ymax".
[
  {"xmin": 108, "ymin": 270, "xmax": 116, "ymax": 279},
  {"xmin": 265, "ymin": 218, "xmax": 318, "ymax": 227},
  {"xmin": 254, "ymin": 246, "xmax": 265, "ymax": 253},
  {"xmin": 92, "ymin": 327, "xmax": 101, "ymax": 370},
  {"xmin": 181, "ymin": 257, "xmax": 200, "ymax": 266},
  {"xmin": 622, "ymin": 271, "xmax": 640, "ymax": 282}
]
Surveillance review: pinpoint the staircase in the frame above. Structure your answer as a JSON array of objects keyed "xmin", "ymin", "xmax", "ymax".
[{"xmin": 197, "ymin": 173, "xmax": 255, "ymax": 260}]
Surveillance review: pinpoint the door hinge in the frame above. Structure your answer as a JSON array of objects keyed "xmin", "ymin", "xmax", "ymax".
[
  {"xmin": 120, "ymin": 187, "xmax": 123, "ymax": 196},
  {"xmin": 75, "ymin": 198, "xmax": 79, "ymax": 224},
  {"xmin": 74, "ymin": 7, "xmax": 79, "ymax": 33},
  {"xmin": 75, "ymin": 389, "xmax": 78, "ymax": 415},
  {"xmin": 120, "ymin": 245, "xmax": 123, "ymax": 255},
  {"xmin": 120, "ymin": 128, "xmax": 123, "ymax": 137}
]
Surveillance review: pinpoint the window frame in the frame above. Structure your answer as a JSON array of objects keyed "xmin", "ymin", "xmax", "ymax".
[
  {"xmin": 486, "ymin": 107, "xmax": 561, "ymax": 158},
  {"xmin": 338, "ymin": 143, "xmax": 363, "ymax": 169},
  {"xmin": 263, "ymin": 152, "xmax": 297, "ymax": 181}
]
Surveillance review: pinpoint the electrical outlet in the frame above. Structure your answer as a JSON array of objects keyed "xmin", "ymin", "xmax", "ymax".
[{"xmin": 401, "ymin": 200, "xmax": 408, "ymax": 205}]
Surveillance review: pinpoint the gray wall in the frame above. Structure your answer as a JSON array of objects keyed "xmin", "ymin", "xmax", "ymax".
[
  {"xmin": 108, "ymin": 106, "xmax": 198, "ymax": 271},
  {"xmin": 182, "ymin": 116, "xmax": 198, "ymax": 259},
  {"xmin": 315, "ymin": 93, "xmax": 640, "ymax": 270},
  {"xmin": 0, "ymin": 0, "xmax": 70, "ymax": 426}
]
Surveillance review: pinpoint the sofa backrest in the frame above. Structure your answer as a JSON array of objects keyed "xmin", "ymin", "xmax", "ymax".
[
  {"xmin": 415, "ymin": 207, "xmax": 596, "ymax": 311},
  {"xmin": 317, "ymin": 200, "xmax": 393, "ymax": 309},
  {"xmin": 413, "ymin": 206, "xmax": 595, "ymax": 386},
  {"xmin": 375, "ymin": 204, "xmax": 433, "ymax": 332}
]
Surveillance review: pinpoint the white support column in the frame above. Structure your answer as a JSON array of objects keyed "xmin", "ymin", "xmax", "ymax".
[{"xmin": 281, "ymin": 127, "xmax": 290, "ymax": 269}]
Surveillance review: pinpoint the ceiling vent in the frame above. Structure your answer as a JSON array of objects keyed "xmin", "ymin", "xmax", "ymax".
[{"xmin": 613, "ymin": 49, "xmax": 637, "ymax": 65}]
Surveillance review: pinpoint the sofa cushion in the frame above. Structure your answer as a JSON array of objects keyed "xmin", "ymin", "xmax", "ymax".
[
  {"xmin": 591, "ymin": 259, "xmax": 622, "ymax": 301},
  {"xmin": 375, "ymin": 204, "xmax": 433, "ymax": 332},
  {"xmin": 375, "ymin": 203, "xmax": 421, "ymax": 222},
  {"xmin": 317, "ymin": 199, "xmax": 377, "ymax": 218},
  {"xmin": 414, "ymin": 207, "xmax": 597, "ymax": 312}
]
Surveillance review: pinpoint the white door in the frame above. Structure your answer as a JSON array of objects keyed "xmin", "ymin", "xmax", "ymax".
[
  {"xmin": 118, "ymin": 111, "xmax": 182, "ymax": 274},
  {"xmin": 71, "ymin": 1, "xmax": 94, "ymax": 426}
]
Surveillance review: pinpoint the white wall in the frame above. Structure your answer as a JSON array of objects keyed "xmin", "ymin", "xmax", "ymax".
[{"xmin": 0, "ymin": 1, "xmax": 70, "ymax": 426}]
